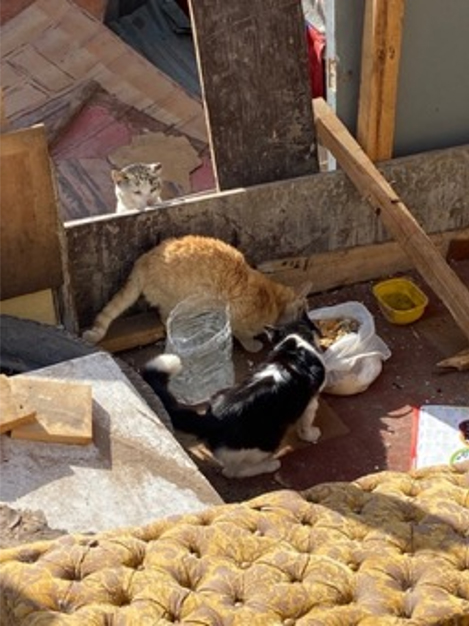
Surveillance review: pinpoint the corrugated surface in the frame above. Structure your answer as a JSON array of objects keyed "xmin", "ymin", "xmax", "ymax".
[{"xmin": 109, "ymin": 0, "xmax": 201, "ymax": 97}]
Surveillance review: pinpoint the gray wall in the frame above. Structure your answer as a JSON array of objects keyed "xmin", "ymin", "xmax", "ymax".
[{"xmin": 326, "ymin": 0, "xmax": 469, "ymax": 158}]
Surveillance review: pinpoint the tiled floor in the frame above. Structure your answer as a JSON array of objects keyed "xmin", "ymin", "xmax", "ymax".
[{"xmin": 120, "ymin": 259, "xmax": 469, "ymax": 504}]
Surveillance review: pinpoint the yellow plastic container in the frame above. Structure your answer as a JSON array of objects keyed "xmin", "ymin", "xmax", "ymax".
[{"xmin": 372, "ymin": 277, "xmax": 429, "ymax": 325}]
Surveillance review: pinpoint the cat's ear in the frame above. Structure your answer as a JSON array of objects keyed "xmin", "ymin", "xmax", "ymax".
[
  {"xmin": 263, "ymin": 325, "xmax": 280, "ymax": 344},
  {"xmin": 111, "ymin": 169, "xmax": 125, "ymax": 184},
  {"xmin": 150, "ymin": 162, "xmax": 163, "ymax": 175}
]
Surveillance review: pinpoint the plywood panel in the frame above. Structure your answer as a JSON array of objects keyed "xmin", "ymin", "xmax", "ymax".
[
  {"xmin": 189, "ymin": 0, "xmax": 318, "ymax": 189},
  {"xmin": 0, "ymin": 289, "xmax": 58, "ymax": 325},
  {"xmin": 0, "ymin": 124, "xmax": 64, "ymax": 299}
]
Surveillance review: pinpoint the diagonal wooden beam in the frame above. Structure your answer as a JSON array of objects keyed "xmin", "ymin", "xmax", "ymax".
[
  {"xmin": 313, "ymin": 97, "xmax": 469, "ymax": 342},
  {"xmin": 357, "ymin": 0, "xmax": 405, "ymax": 161}
]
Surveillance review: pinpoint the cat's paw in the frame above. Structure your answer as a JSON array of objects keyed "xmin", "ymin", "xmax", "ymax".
[
  {"xmin": 238, "ymin": 337, "xmax": 264, "ymax": 353},
  {"xmin": 263, "ymin": 458, "xmax": 282, "ymax": 474},
  {"xmin": 82, "ymin": 328, "xmax": 104, "ymax": 345},
  {"xmin": 297, "ymin": 425, "xmax": 321, "ymax": 443}
]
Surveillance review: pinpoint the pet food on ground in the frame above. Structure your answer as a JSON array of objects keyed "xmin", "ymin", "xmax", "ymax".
[{"xmin": 316, "ymin": 317, "xmax": 360, "ymax": 348}]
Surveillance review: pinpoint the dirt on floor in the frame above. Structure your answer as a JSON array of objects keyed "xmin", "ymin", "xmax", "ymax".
[
  {"xmin": 0, "ymin": 504, "xmax": 66, "ymax": 549},
  {"xmin": 120, "ymin": 259, "xmax": 469, "ymax": 504}
]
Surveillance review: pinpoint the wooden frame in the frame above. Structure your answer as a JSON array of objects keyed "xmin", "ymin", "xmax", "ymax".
[{"xmin": 0, "ymin": 125, "xmax": 64, "ymax": 300}]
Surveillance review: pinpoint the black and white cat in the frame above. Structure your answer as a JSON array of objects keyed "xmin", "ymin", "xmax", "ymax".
[{"xmin": 141, "ymin": 316, "xmax": 326, "ymax": 478}]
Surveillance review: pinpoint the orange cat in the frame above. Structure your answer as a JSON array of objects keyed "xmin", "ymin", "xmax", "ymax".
[{"xmin": 82, "ymin": 235, "xmax": 310, "ymax": 352}]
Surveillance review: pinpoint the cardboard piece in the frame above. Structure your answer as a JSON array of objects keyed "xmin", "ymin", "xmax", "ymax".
[{"xmin": 10, "ymin": 377, "xmax": 93, "ymax": 445}]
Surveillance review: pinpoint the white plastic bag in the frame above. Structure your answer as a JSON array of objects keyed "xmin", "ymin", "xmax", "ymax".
[{"xmin": 308, "ymin": 301, "xmax": 391, "ymax": 396}]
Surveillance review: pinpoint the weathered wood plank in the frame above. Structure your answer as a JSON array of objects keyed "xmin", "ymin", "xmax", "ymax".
[
  {"xmin": 0, "ymin": 124, "xmax": 64, "ymax": 299},
  {"xmin": 357, "ymin": 0, "xmax": 405, "ymax": 160},
  {"xmin": 10, "ymin": 377, "xmax": 93, "ymax": 445},
  {"xmin": 98, "ymin": 312, "xmax": 165, "ymax": 353},
  {"xmin": 259, "ymin": 228, "xmax": 469, "ymax": 292},
  {"xmin": 189, "ymin": 0, "xmax": 318, "ymax": 189},
  {"xmin": 314, "ymin": 97, "xmax": 469, "ymax": 341},
  {"xmin": 65, "ymin": 144, "xmax": 469, "ymax": 328}
]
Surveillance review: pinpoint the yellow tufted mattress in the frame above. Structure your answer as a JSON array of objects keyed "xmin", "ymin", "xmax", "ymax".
[{"xmin": 1, "ymin": 464, "xmax": 469, "ymax": 625}]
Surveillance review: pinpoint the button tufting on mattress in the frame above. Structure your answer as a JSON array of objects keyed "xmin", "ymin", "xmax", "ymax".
[{"xmin": 1, "ymin": 464, "xmax": 469, "ymax": 624}]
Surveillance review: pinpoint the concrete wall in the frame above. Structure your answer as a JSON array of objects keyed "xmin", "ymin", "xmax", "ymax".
[
  {"xmin": 326, "ymin": 0, "xmax": 469, "ymax": 157},
  {"xmin": 66, "ymin": 145, "xmax": 469, "ymax": 328}
]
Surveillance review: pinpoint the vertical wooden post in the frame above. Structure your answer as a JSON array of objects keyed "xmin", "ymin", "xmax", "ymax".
[
  {"xmin": 357, "ymin": 0, "xmax": 405, "ymax": 161},
  {"xmin": 188, "ymin": 0, "xmax": 318, "ymax": 190}
]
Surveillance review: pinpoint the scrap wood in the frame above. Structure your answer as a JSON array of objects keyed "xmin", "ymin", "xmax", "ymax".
[
  {"xmin": 0, "ymin": 375, "xmax": 36, "ymax": 434},
  {"xmin": 313, "ymin": 97, "xmax": 469, "ymax": 344},
  {"xmin": 98, "ymin": 312, "xmax": 165, "ymax": 353},
  {"xmin": 357, "ymin": 0, "xmax": 405, "ymax": 161},
  {"xmin": 437, "ymin": 348, "xmax": 469, "ymax": 371},
  {"xmin": 10, "ymin": 377, "xmax": 93, "ymax": 445}
]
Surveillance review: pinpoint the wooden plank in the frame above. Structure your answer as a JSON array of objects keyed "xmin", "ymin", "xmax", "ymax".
[
  {"xmin": 188, "ymin": 0, "xmax": 318, "ymax": 189},
  {"xmin": 0, "ymin": 289, "xmax": 58, "ymax": 325},
  {"xmin": 0, "ymin": 124, "xmax": 64, "ymax": 300},
  {"xmin": 98, "ymin": 312, "xmax": 165, "ymax": 353},
  {"xmin": 0, "ymin": 375, "xmax": 36, "ymax": 434},
  {"xmin": 259, "ymin": 228, "xmax": 469, "ymax": 292},
  {"xmin": 10, "ymin": 377, "xmax": 93, "ymax": 445},
  {"xmin": 313, "ymin": 97, "xmax": 469, "ymax": 342},
  {"xmin": 437, "ymin": 348, "xmax": 469, "ymax": 371},
  {"xmin": 357, "ymin": 0, "xmax": 405, "ymax": 161}
]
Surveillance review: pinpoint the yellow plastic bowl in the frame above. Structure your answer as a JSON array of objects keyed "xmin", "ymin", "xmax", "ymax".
[{"xmin": 372, "ymin": 277, "xmax": 429, "ymax": 325}]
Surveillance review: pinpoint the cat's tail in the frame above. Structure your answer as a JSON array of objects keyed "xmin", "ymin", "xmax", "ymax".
[
  {"xmin": 82, "ymin": 269, "xmax": 143, "ymax": 344},
  {"xmin": 141, "ymin": 354, "xmax": 217, "ymax": 439}
]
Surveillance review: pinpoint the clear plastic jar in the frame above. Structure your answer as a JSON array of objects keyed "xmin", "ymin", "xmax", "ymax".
[{"xmin": 165, "ymin": 294, "xmax": 235, "ymax": 405}]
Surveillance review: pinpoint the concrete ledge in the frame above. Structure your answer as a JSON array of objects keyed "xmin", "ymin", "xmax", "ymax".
[{"xmin": 0, "ymin": 352, "xmax": 222, "ymax": 533}]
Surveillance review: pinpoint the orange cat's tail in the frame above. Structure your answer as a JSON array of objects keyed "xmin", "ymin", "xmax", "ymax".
[{"xmin": 82, "ymin": 269, "xmax": 143, "ymax": 344}]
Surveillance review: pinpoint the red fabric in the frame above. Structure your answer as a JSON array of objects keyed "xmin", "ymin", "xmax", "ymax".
[{"xmin": 306, "ymin": 23, "xmax": 326, "ymax": 98}]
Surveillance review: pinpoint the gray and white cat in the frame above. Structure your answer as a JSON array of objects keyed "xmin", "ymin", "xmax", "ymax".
[{"xmin": 111, "ymin": 162, "xmax": 163, "ymax": 212}]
